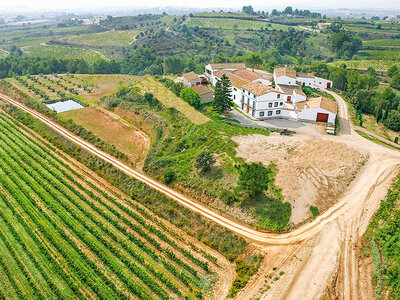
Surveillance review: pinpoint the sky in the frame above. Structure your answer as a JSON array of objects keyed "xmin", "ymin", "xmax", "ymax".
[{"xmin": 1, "ymin": 0, "xmax": 399, "ymax": 11}]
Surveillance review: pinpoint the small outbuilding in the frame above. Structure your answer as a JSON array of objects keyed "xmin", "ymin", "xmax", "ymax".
[
  {"xmin": 192, "ymin": 84, "xmax": 214, "ymax": 104},
  {"xmin": 297, "ymin": 97, "xmax": 337, "ymax": 124},
  {"xmin": 183, "ymin": 72, "xmax": 201, "ymax": 88}
]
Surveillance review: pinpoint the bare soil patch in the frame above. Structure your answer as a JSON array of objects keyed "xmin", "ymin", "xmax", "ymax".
[
  {"xmin": 233, "ymin": 133, "xmax": 365, "ymax": 224},
  {"xmin": 61, "ymin": 106, "xmax": 150, "ymax": 168}
]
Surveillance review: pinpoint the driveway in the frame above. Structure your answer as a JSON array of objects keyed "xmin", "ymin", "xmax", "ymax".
[{"xmin": 228, "ymin": 109, "xmax": 324, "ymax": 136}]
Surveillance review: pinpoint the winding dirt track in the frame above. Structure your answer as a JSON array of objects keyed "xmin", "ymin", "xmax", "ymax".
[
  {"xmin": 0, "ymin": 92, "xmax": 399, "ymax": 247},
  {"xmin": 2, "ymin": 90, "xmax": 400, "ymax": 299}
]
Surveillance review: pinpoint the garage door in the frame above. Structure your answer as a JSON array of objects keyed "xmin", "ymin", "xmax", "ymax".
[{"xmin": 316, "ymin": 113, "xmax": 329, "ymax": 122}]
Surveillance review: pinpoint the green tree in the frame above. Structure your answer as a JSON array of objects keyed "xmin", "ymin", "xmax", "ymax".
[
  {"xmin": 366, "ymin": 66, "xmax": 376, "ymax": 77},
  {"xmin": 390, "ymin": 73, "xmax": 400, "ymax": 90},
  {"xmin": 387, "ymin": 65, "xmax": 399, "ymax": 78},
  {"xmin": 384, "ymin": 110, "xmax": 400, "ymax": 131},
  {"xmin": 212, "ymin": 74, "xmax": 233, "ymax": 114},
  {"xmin": 195, "ymin": 150, "xmax": 215, "ymax": 173},
  {"xmin": 163, "ymin": 168, "xmax": 175, "ymax": 184},
  {"xmin": 180, "ymin": 87, "xmax": 201, "ymax": 108},
  {"xmin": 237, "ymin": 163, "xmax": 275, "ymax": 198}
]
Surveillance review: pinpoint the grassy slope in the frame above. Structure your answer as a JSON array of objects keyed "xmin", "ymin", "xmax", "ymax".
[{"xmin": 136, "ymin": 76, "xmax": 210, "ymax": 125}]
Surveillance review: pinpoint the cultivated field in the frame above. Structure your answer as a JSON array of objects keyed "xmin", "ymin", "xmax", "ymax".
[
  {"xmin": 363, "ymin": 39, "xmax": 400, "ymax": 47},
  {"xmin": 0, "ymin": 110, "xmax": 221, "ymax": 299},
  {"xmin": 23, "ymin": 44, "xmax": 107, "ymax": 62},
  {"xmin": 188, "ymin": 17, "xmax": 289, "ymax": 31},
  {"xmin": 58, "ymin": 30, "xmax": 138, "ymax": 46}
]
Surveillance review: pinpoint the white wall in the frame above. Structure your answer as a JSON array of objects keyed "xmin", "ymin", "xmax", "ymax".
[
  {"xmin": 274, "ymin": 75, "xmax": 297, "ymax": 86},
  {"xmin": 293, "ymin": 92, "xmax": 306, "ymax": 103},
  {"xmin": 298, "ymin": 107, "xmax": 336, "ymax": 124},
  {"xmin": 314, "ymin": 77, "xmax": 333, "ymax": 89},
  {"xmin": 296, "ymin": 77, "xmax": 315, "ymax": 87}
]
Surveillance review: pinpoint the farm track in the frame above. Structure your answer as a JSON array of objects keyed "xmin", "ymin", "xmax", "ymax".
[{"xmin": 2, "ymin": 91, "xmax": 400, "ymax": 299}]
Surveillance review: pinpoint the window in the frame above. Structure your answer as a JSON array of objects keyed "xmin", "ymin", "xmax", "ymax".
[
  {"xmin": 259, "ymin": 111, "xmax": 265, "ymax": 117},
  {"xmin": 253, "ymin": 101, "xmax": 256, "ymax": 108},
  {"xmin": 280, "ymin": 102, "xmax": 283, "ymax": 106},
  {"xmin": 253, "ymin": 94, "xmax": 256, "ymax": 99},
  {"xmin": 233, "ymin": 95, "xmax": 236, "ymax": 99},
  {"xmin": 268, "ymin": 102, "xmax": 272, "ymax": 108},
  {"xmin": 247, "ymin": 99, "xmax": 250, "ymax": 105},
  {"xmin": 276, "ymin": 110, "xmax": 281, "ymax": 115},
  {"xmin": 277, "ymin": 94, "xmax": 281, "ymax": 99},
  {"xmin": 234, "ymin": 87, "xmax": 237, "ymax": 91},
  {"xmin": 248, "ymin": 91, "xmax": 250, "ymax": 95},
  {"xmin": 274, "ymin": 102, "xmax": 278, "ymax": 107},
  {"xmin": 268, "ymin": 111, "xmax": 273, "ymax": 116},
  {"xmin": 252, "ymin": 109, "xmax": 255, "ymax": 117},
  {"xmin": 242, "ymin": 88, "xmax": 245, "ymax": 92},
  {"xmin": 241, "ymin": 103, "xmax": 244, "ymax": 109},
  {"xmin": 288, "ymin": 82, "xmax": 291, "ymax": 84}
]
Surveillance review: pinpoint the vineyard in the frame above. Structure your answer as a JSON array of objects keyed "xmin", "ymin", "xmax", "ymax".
[
  {"xmin": 23, "ymin": 44, "xmax": 106, "ymax": 63},
  {"xmin": 0, "ymin": 110, "xmax": 219, "ymax": 299},
  {"xmin": 9, "ymin": 74, "xmax": 95, "ymax": 103}
]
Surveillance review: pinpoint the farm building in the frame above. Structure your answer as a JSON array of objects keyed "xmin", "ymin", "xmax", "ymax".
[
  {"xmin": 239, "ymin": 82, "xmax": 288, "ymax": 119},
  {"xmin": 192, "ymin": 84, "xmax": 214, "ymax": 104},
  {"xmin": 274, "ymin": 66, "xmax": 297, "ymax": 86},
  {"xmin": 205, "ymin": 63, "xmax": 246, "ymax": 85},
  {"xmin": 214, "ymin": 69, "xmax": 251, "ymax": 106},
  {"xmin": 205, "ymin": 64, "xmax": 336, "ymax": 124},
  {"xmin": 297, "ymin": 97, "xmax": 337, "ymax": 124},
  {"xmin": 182, "ymin": 72, "xmax": 201, "ymax": 87}
]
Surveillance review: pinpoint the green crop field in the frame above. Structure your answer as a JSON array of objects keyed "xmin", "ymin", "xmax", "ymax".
[
  {"xmin": 59, "ymin": 30, "xmax": 138, "ymax": 46},
  {"xmin": 187, "ymin": 17, "xmax": 289, "ymax": 31},
  {"xmin": 0, "ymin": 111, "xmax": 215, "ymax": 299},
  {"xmin": 359, "ymin": 49, "xmax": 400, "ymax": 60},
  {"xmin": 23, "ymin": 44, "xmax": 107, "ymax": 62},
  {"xmin": 330, "ymin": 59, "xmax": 400, "ymax": 71},
  {"xmin": 363, "ymin": 39, "xmax": 400, "ymax": 47}
]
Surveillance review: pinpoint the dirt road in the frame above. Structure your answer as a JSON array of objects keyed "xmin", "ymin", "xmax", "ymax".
[{"xmin": 1, "ymin": 91, "xmax": 399, "ymax": 299}]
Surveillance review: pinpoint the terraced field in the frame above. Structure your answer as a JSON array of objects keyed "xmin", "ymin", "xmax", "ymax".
[
  {"xmin": 363, "ymin": 39, "xmax": 400, "ymax": 47},
  {"xmin": 58, "ymin": 30, "xmax": 138, "ymax": 46},
  {"xmin": 0, "ymin": 110, "xmax": 217, "ymax": 299},
  {"xmin": 23, "ymin": 44, "xmax": 107, "ymax": 62},
  {"xmin": 187, "ymin": 17, "xmax": 289, "ymax": 31}
]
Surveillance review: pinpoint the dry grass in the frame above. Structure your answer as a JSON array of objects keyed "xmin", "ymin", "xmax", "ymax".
[
  {"xmin": 60, "ymin": 106, "xmax": 150, "ymax": 168},
  {"xmin": 136, "ymin": 76, "xmax": 210, "ymax": 125},
  {"xmin": 76, "ymin": 74, "xmax": 140, "ymax": 104}
]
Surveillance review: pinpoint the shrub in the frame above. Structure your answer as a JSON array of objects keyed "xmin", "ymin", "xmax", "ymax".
[
  {"xmin": 194, "ymin": 150, "xmax": 215, "ymax": 173},
  {"xmin": 310, "ymin": 205, "xmax": 320, "ymax": 217},
  {"xmin": 237, "ymin": 163, "xmax": 276, "ymax": 198},
  {"xmin": 163, "ymin": 168, "xmax": 175, "ymax": 184},
  {"xmin": 180, "ymin": 87, "xmax": 201, "ymax": 109},
  {"xmin": 220, "ymin": 189, "xmax": 237, "ymax": 205}
]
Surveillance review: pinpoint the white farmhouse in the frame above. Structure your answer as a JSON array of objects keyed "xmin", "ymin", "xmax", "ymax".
[
  {"xmin": 205, "ymin": 63, "xmax": 246, "ymax": 86},
  {"xmin": 214, "ymin": 70, "xmax": 251, "ymax": 106},
  {"xmin": 182, "ymin": 72, "xmax": 201, "ymax": 87},
  {"xmin": 297, "ymin": 72, "xmax": 333, "ymax": 89},
  {"xmin": 239, "ymin": 82, "xmax": 288, "ymax": 119},
  {"xmin": 276, "ymin": 84, "xmax": 306, "ymax": 103},
  {"xmin": 233, "ymin": 69, "xmax": 272, "ymax": 86},
  {"xmin": 273, "ymin": 67, "xmax": 297, "ymax": 86}
]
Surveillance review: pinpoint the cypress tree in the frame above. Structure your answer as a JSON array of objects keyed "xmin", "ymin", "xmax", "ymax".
[{"xmin": 212, "ymin": 74, "xmax": 233, "ymax": 114}]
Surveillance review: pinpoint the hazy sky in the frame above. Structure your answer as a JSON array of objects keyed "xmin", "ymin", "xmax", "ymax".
[{"xmin": 1, "ymin": 0, "xmax": 399, "ymax": 11}]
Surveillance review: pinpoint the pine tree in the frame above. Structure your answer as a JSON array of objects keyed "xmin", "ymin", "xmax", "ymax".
[{"xmin": 212, "ymin": 74, "xmax": 233, "ymax": 114}]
